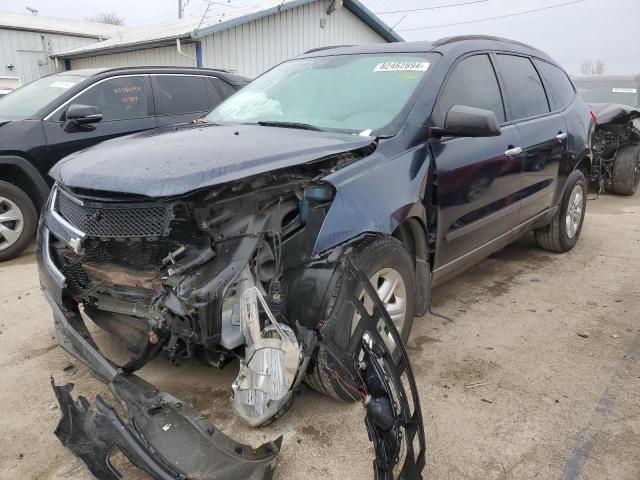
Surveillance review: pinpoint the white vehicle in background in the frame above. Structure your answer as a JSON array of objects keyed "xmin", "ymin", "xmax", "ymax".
[
  {"xmin": 0, "ymin": 76, "xmax": 22, "ymax": 98},
  {"xmin": 572, "ymin": 74, "xmax": 640, "ymax": 107}
]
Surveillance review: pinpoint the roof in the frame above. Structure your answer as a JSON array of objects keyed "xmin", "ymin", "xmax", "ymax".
[
  {"xmin": 54, "ymin": 0, "xmax": 401, "ymax": 59},
  {"xmin": 299, "ymin": 36, "xmax": 554, "ymax": 63},
  {"xmin": 0, "ymin": 11, "xmax": 129, "ymax": 39}
]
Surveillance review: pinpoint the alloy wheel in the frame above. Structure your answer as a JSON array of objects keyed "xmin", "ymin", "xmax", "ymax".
[
  {"xmin": 0, "ymin": 196, "xmax": 24, "ymax": 252},
  {"xmin": 351, "ymin": 267, "xmax": 407, "ymax": 354},
  {"xmin": 565, "ymin": 184, "xmax": 583, "ymax": 239}
]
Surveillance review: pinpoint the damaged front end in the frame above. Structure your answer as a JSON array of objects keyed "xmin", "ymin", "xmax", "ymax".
[
  {"xmin": 589, "ymin": 103, "xmax": 640, "ymax": 193},
  {"xmin": 38, "ymin": 147, "xmax": 425, "ymax": 478}
]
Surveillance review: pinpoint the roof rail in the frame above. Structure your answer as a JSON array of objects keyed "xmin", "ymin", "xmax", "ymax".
[
  {"xmin": 100, "ymin": 65, "xmax": 231, "ymax": 74},
  {"xmin": 303, "ymin": 45, "xmax": 354, "ymax": 54},
  {"xmin": 432, "ymin": 35, "xmax": 539, "ymax": 52}
]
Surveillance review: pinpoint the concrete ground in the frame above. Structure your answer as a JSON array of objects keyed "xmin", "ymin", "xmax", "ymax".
[{"xmin": 0, "ymin": 192, "xmax": 638, "ymax": 480}]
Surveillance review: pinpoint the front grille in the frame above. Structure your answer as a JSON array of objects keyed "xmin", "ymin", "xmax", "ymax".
[
  {"xmin": 62, "ymin": 260, "xmax": 91, "ymax": 296},
  {"xmin": 83, "ymin": 239, "xmax": 182, "ymax": 271},
  {"xmin": 57, "ymin": 189, "xmax": 173, "ymax": 238}
]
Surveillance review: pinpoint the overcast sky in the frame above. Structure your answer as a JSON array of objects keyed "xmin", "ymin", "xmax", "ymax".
[{"xmin": 0, "ymin": 0, "xmax": 638, "ymax": 74}]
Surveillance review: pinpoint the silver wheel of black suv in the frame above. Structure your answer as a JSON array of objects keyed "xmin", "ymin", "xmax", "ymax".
[
  {"xmin": 0, "ymin": 181, "xmax": 37, "ymax": 261},
  {"xmin": 305, "ymin": 236, "xmax": 416, "ymax": 402},
  {"xmin": 535, "ymin": 169, "xmax": 587, "ymax": 253}
]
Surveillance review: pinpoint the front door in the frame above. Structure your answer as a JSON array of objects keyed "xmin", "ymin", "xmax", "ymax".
[
  {"xmin": 430, "ymin": 53, "xmax": 524, "ymax": 272},
  {"xmin": 42, "ymin": 75, "xmax": 157, "ymax": 173}
]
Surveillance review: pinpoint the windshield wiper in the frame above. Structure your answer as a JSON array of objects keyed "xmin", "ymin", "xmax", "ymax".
[{"xmin": 257, "ymin": 120, "xmax": 324, "ymax": 131}]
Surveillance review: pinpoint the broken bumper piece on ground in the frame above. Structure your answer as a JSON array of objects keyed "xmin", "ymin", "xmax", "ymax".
[
  {"xmin": 46, "ymin": 290, "xmax": 281, "ymax": 480},
  {"xmin": 52, "ymin": 377, "xmax": 281, "ymax": 480}
]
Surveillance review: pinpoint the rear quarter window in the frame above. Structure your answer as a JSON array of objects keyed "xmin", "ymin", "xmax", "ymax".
[
  {"xmin": 534, "ymin": 60, "xmax": 575, "ymax": 110},
  {"xmin": 496, "ymin": 54, "xmax": 550, "ymax": 121}
]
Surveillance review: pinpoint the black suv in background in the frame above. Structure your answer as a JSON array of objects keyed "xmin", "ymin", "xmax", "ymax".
[{"xmin": 0, "ymin": 66, "xmax": 248, "ymax": 260}]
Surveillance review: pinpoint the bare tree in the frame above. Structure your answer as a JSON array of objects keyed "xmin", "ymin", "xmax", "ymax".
[
  {"xmin": 87, "ymin": 12, "xmax": 125, "ymax": 26},
  {"xmin": 581, "ymin": 60, "xmax": 606, "ymax": 75}
]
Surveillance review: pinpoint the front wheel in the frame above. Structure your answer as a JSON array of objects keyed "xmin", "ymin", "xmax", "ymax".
[
  {"xmin": 0, "ymin": 181, "xmax": 37, "ymax": 261},
  {"xmin": 535, "ymin": 169, "xmax": 587, "ymax": 253},
  {"xmin": 304, "ymin": 236, "xmax": 416, "ymax": 402}
]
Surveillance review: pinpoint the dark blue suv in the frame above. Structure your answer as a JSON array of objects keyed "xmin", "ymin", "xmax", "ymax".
[{"xmin": 37, "ymin": 35, "xmax": 592, "ymax": 479}]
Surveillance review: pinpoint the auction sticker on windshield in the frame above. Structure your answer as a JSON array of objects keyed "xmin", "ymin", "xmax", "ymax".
[{"xmin": 374, "ymin": 62, "xmax": 430, "ymax": 72}]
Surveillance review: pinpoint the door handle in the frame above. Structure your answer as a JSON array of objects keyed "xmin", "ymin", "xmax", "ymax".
[
  {"xmin": 556, "ymin": 132, "xmax": 568, "ymax": 143},
  {"xmin": 505, "ymin": 146, "xmax": 523, "ymax": 156}
]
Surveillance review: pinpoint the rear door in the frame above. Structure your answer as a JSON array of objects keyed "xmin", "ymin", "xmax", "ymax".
[
  {"xmin": 494, "ymin": 54, "xmax": 568, "ymax": 222},
  {"xmin": 43, "ymin": 74, "xmax": 157, "ymax": 166},
  {"xmin": 151, "ymin": 74, "xmax": 214, "ymax": 126},
  {"xmin": 431, "ymin": 53, "xmax": 523, "ymax": 269}
]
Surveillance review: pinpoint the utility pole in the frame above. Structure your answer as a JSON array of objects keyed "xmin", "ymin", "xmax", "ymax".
[{"xmin": 178, "ymin": 0, "xmax": 184, "ymax": 18}]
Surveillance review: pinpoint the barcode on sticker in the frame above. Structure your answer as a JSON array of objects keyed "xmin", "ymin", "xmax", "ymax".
[
  {"xmin": 612, "ymin": 88, "xmax": 637, "ymax": 94},
  {"xmin": 374, "ymin": 62, "xmax": 430, "ymax": 72}
]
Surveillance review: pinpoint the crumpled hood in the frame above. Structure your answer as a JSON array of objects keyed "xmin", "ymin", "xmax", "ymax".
[
  {"xmin": 50, "ymin": 123, "xmax": 374, "ymax": 198},
  {"xmin": 590, "ymin": 103, "xmax": 640, "ymax": 126}
]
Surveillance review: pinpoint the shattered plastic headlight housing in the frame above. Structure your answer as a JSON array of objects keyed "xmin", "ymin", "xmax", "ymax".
[{"xmin": 232, "ymin": 287, "xmax": 304, "ymax": 426}]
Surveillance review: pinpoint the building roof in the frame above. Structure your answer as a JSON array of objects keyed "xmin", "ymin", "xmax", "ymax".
[
  {"xmin": 53, "ymin": 0, "xmax": 401, "ymax": 59},
  {"xmin": 0, "ymin": 11, "xmax": 129, "ymax": 39}
]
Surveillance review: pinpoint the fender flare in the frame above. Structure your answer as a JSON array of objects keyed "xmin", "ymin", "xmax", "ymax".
[{"xmin": 0, "ymin": 155, "xmax": 51, "ymax": 208}]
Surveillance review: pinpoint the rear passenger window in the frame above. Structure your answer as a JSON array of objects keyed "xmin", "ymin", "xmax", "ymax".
[
  {"xmin": 533, "ymin": 60, "xmax": 575, "ymax": 110},
  {"xmin": 70, "ymin": 76, "xmax": 150, "ymax": 122},
  {"xmin": 433, "ymin": 54, "xmax": 505, "ymax": 125},
  {"xmin": 153, "ymin": 76, "xmax": 210, "ymax": 115},
  {"xmin": 495, "ymin": 54, "xmax": 549, "ymax": 120}
]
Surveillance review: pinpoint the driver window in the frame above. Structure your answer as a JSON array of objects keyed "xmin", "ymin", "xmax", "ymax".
[
  {"xmin": 61, "ymin": 76, "xmax": 150, "ymax": 122},
  {"xmin": 433, "ymin": 54, "xmax": 505, "ymax": 126}
]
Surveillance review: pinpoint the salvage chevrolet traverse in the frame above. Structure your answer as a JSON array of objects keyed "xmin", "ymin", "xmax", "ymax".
[{"xmin": 38, "ymin": 36, "xmax": 593, "ymax": 479}]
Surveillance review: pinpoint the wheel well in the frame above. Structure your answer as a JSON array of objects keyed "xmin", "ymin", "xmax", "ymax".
[
  {"xmin": 0, "ymin": 163, "xmax": 45, "ymax": 211},
  {"xmin": 576, "ymin": 155, "xmax": 591, "ymax": 178},
  {"xmin": 392, "ymin": 217, "xmax": 431, "ymax": 316},
  {"xmin": 392, "ymin": 217, "xmax": 428, "ymax": 267}
]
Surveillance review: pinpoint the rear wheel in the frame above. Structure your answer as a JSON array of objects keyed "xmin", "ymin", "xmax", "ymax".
[
  {"xmin": 534, "ymin": 169, "xmax": 587, "ymax": 253},
  {"xmin": 0, "ymin": 181, "xmax": 37, "ymax": 261},
  {"xmin": 609, "ymin": 144, "xmax": 640, "ymax": 195},
  {"xmin": 304, "ymin": 236, "xmax": 416, "ymax": 402}
]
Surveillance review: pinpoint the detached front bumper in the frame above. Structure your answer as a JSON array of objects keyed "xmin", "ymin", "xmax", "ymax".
[{"xmin": 37, "ymin": 200, "xmax": 282, "ymax": 480}]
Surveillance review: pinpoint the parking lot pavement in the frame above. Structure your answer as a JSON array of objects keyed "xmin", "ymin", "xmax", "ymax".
[{"xmin": 0, "ymin": 192, "xmax": 638, "ymax": 480}]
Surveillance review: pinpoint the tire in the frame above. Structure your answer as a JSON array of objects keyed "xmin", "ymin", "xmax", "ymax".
[
  {"xmin": 534, "ymin": 169, "xmax": 587, "ymax": 253},
  {"xmin": 0, "ymin": 181, "xmax": 37, "ymax": 261},
  {"xmin": 609, "ymin": 144, "xmax": 640, "ymax": 195},
  {"xmin": 305, "ymin": 236, "xmax": 416, "ymax": 402}
]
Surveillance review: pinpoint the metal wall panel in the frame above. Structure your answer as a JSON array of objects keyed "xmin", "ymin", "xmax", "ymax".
[
  {"xmin": 200, "ymin": 0, "xmax": 386, "ymax": 77},
  {"xmin": 0, "ymin": 28, "xmax": 95, "ymax": 84},
  {"xmin": 69, "ymin": 43, "xmax": 197, "ymax": 70}
]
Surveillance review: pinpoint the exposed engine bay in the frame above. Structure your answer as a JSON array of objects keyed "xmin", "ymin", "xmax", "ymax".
[
  {"xmin": 589, "ymin": 103, "xmax": 640, "ymax": 194},
  {"xmin": 41, "ymin": 150, "xmax": 426, "ymax": 478}
]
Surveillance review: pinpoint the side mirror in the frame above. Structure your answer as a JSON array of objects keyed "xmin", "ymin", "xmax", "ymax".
[
  {"xmin": 433, "ymin": 105, "xmax": 501, "ymax": 138},
  {"xmin": 66, "ymin": 104, "xmax": 103, "ymax": 125}
]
